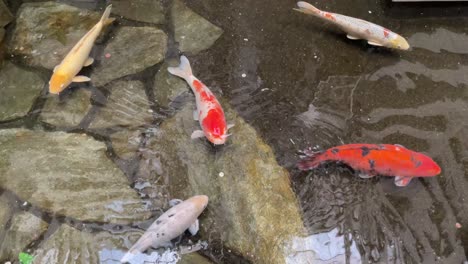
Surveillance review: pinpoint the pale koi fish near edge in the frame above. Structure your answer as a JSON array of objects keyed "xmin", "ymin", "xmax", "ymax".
[
  {"xmin": 48, "ymin": 5, "xmax": 115, "ymax": 94},
  {"xmin": 120, "ymin": 195, "xmax": 209, "ymax": 263},
  {"xmin": 168, "ymin": 56, "xmax": 234, "ymax": 145},
  {"xmin": 294, "ymin": 1, "xmax": 410, "ymax": 50}
]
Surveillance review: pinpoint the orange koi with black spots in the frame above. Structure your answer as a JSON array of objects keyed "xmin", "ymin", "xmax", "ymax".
[
  {"xmin": 298, "ymin": 144, "xmax": 441, "ymax": 186},
  {"xmin": 168, "ymin": 56, "xmax": 233, "ymax": 145}
]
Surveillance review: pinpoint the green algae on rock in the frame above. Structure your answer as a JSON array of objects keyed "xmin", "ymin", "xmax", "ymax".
[
  {"xmin": 0, "ymin": 129, "xmax": 151, "ymax": 224},
  {"xmin": 0, "ymin": 61, "xmax": 44, "ymax": 122},
  {"xmin": 40, "ymin": 88, "xmax": 92, "ymax": 128},
  {"xmin": 0, "ymin": 212, "xmax": 48, "ymax": 261},
  {"xmin": 171, "ymin": 0, "xmax": 223, "ymax": 54},
  {"xmin": 143, "ymin": 101, "xmax": 304, "ymax": 264},
  {"xmin": 91, "ymin": 27, "xmax": 167, "ymax": 87},
  {"xmin": 8, "ymin": 2, "xmax": 101, "ymax": 70}
]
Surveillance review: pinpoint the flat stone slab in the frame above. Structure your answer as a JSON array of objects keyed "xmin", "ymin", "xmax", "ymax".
[
  {"xmin": 172, "ymin": 0, "xmax": 223, "ymax": 54},
  {"xmin": 111, "ymin": 0, "xmax": 165, "ymax": 24},
  {"xmin": 8, "ymin": 2, "xmax": 102, "ymax": 70},
  {"xmin": 91, "ymin": 27, "xmax": 167, "ymax": 87},
  {"xmin": 0, "ymin": 61, "xmax": 44, "ymax": 122},
  {"xmin": 0, "ymin": 129, "xmax": 151, "ymax": 224}
]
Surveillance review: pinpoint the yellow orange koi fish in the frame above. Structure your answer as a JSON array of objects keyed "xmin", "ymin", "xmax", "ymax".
[{"xmin": 48, "ymin": 5, "xmax": 114, "ymax": 94}]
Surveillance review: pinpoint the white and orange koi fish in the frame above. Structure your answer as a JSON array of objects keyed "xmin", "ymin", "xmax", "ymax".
[
  {"xmin": 48, "ymin": 5, "xmax": 114, "ymax": 94},
  {"xmin": 294, "ymin": 1, "xmax": 410, "ymax": 50},
  {"xmin": 168, "ymin": 56, "xmax": 234, "ymax": 145},
  {"xmin": 120, "ymin": 195, "xmax": 209, "ymax": 263}
]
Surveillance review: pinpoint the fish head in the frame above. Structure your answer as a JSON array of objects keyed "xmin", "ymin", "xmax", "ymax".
[
  {"xmin": 390, "ymin": 35, "xmax": 410, "ymax": 50},
  {"xmin": 202, "ymin": 108, "xmax": 229, "ymax": 145},
  {"xmin": 412, "ymin": 153, "xmax": 441, "ymax": 177},
  {"xmin": 188, "ymin": 195, "xmax": 209, "ymax": 212},
  {"xmin": 49, "ymin": 72, "xmax": 72, "ymax": 94}
]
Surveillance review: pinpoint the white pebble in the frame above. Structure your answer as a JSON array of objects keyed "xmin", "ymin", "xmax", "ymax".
[
  {"xmin": 368, "ymin": 10, "xmax": 372, "ymax": 14},
  {"xmin": 219, "ymin": 172, "xmax": 224, "ymax": 177},
  {"xmin": 22, "ymin": 201, "xmax": 27, "ymax": 206},
  {"xmin": 241, "ymin": 73, "xmax": 246, "ymax": 78},
  {"xmin": 243, "ymin": 38, "xmax": 249, "ymax": 41}
]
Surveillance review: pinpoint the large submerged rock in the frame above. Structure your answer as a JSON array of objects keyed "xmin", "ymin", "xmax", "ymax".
[
  {"xmin": 143, "ymin": 101, "xmax": 304, "ymax": 263},
  {"xmin": 0, "ymin": 212, "xmax": 48, "ymax": 261},
  {"xmin": 111, "ymin": 0, "xmax": 165, "ymax": 24},
  {"xmin": 8, "ymin": 2, "xmax": 102, "ymax": 70},
  {"xmin": 89, "ymin": 80, "xmax": 153, "ymax": 129},
  {"xmin": 91, "ymin": 27, "xmax": 167, "ymax": 87},
  {"xmin": 153, "ymin": 61, "xmax": 190, "ymax": 109},
  {"xmin": 0, "ymin": 0, "xmax": 13, "ymax": 28},
  {"xmin": 171, "ymin": 0, "xmax": 223, "ymax": 54},
  {"xmin": 0, "ymin": 129, "xmax": 151, "ymax": 224},
  {"xmin": 0, "ymin": 61, "xmax": 44, "ymax": 122},
  {"xmin": 39, "ymin": 88, "xmax": 92, "ymax": 128}
]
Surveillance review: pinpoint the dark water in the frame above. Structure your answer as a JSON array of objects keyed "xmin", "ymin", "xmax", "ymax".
[
  {"xmin": 2, "ymin": 0, "xmax": 468, "ymax": 263},
  {"xmin": 185, "ymin": 0, "xmax": 468, "ymax": 263}
]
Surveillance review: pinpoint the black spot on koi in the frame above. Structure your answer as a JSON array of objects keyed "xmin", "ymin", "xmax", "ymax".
[
  {"xmin": 368, "ymin": 159, "xmax": 375, "ymax": 169},
  {"xmin": 361, "ymin": 147, "xmax": 370, "ymax": 157},
  {"xmin": 331, "ymin": 148, "xmax": 340, "ymax": 154},
  {"xmin": 168, "ymin": 214, "xmax": 175, "ymax": 218}
]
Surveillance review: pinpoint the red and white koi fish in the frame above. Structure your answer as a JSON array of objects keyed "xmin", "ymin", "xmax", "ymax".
[
  {"xmin": 168, "ymin": 56, "xmax": 233, "ymax": 145},
  {"xmin": 294, "ymin": 1, "xmax": 410, "ymax": 50},
  {"xmin": 120, "ymin": 195, "xmax": 209, "ymax": 263},
  {"xmin": 298, "ymin": 144, "xmax": 441, "ymax": 186},
  {"xmin": 48, "ymin": 5, "xmax": 115, "ymax": 94}
]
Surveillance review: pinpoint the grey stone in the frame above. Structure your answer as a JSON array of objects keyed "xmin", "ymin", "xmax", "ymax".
[
  {"xmin": 8, "ymin": 2, "xmax": 103, "ymax": 70},
  {"xmin": 111, "ymin": 129, "xmax": 143, "ymax": 160},
  {"xmin": 89, "ymin": 80, "xmax": 153, "ymax": 129},
  {"xmin": 179, "ymin": 253, "xmax": 214, "ymax": 264},
  {"xmin": 0, "ymin": 61, "xmax": 44, "ymax": 121},
  {"xmin": 0, "ymin": 129, "xmax": 151, "ymax": 224},
  {"xmin": 0, "ymin": 0, "xmax": 13, "ymax": 27},
  {"xmin": 33, "ymin": 224, "xmax": 141, "ymax": 264},
  {"xmin": 111, "ymin": 0, "xmax": 164, "ymax": 24},
  {"xmin": 153, "ymin": 60, "xmax": 190, "ymax": 108},
  {"xmin": 172, "ymin": 0, "xmax": 223, "ymax": 54},
  {"xmin": 91, "ymin": 27, "xmax": 167, "ymax": 87},
  {"xmin": 0, "ymin": 212, "xmax": 48, "ymax": 260},
  {"xmin": 40, "ymin": 88, "xmax": 92, "ymax": 127},
  {"xmin": 144, "ymin": 101, "xmax": 304, "ymax": 264}
]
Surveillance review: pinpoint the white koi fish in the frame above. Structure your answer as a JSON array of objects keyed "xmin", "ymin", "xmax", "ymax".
[
  {"xmin": 48, "ymin": 5, "xmax": 114, "ymax": 94},
  {"xmin": 120, "ymin": 195, "xmax": 209, "ymax": 263},
  {"xmin": 294, "ymin": 1, "xmax": 410, "ymax": 50},
  {"xmin": 168, "ymin": 56, "xmax": 234, "ymax": 145}
]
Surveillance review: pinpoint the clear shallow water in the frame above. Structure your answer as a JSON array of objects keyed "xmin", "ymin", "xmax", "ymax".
[{"xmin": 1, "ymin": 0, "xmax": 468, "ymax": 263}]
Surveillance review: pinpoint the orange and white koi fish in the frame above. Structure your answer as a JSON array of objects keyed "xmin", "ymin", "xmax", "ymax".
[
  {"xmin": 48, "ymin": 5, "xmax": 114, "ymax": 94},
  {"xmin": 168, "ymin": 56, "xmax": 233, "ymax": 145},
  {"xmin": 294, "ymin": 1, "xmax": 410, "ymax": 50},
  {"xmin": 120, "ymin": 195, "xmax": 209, "ymax": 263}
]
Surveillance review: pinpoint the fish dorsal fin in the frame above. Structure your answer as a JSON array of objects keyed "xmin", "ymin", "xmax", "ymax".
[
  {"xmin": 83, "ymin": 57, "xmax": 94, "ymax": 67},
  {"xmin": 188, "ymin": 219, "xmax": 199, "ymax": 236},
  {"xmin": 394, "ymin": 176, "xmax": 412, "ymax": 187},
  {"xmin": 394, "ymin": 144, "xmax": 406, "ymax": 149},
  {"xmin": 72, "ymin": 76, "xmax": 91, "ymax": 82},
  {"xmin": 347, "ymin": 34, "xmax": 360, "ymax": 40},
  {"xmin": 169, "ymin": 199, "xmax": 183, "ymax": 207},
  {"xmin": 368, "ymin": 41, "xmax": 383, "ymax": 47},
  {"xmin": 191, "ymin": 130, "xmax": 205, "ymax": 139}
]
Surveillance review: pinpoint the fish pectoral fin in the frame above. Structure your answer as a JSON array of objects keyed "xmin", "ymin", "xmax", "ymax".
[
  {"xmin": 188, "ymin": 220, "xmax": 199, "ymax": 236},
  {"xmin": 53, "ymin": 65, "xmax": 58, "ymax": 73},
  {"xmin": 346, "ymin": 34, "xmax": 360, "ymax": 40},
  {"xmin": 191, "ymin": 130, "xmax": 205, "ymax": 139},
  {"xmin": 72, "ymin": 76, "xmax": 91, "ymax": 82},
  {"xmin": 227, "ymin": 123, "xmax": 235, "ymax": 130},
  {"xmin": 83, "ymin": 57, "xmax": 94, "ymax": 67},
  {"xmin": 358, "ymin": 172, "xmax": 377, "ymax": 179},
  {"xmin": 368, "ymin": 41, "xmax": 383, "ymax": 47},
  {"xmin": 169, "ymin": 199, "xmax": 183, "ymax": 207},
  {"xmin": 193, "ymin": 110, "xmax": 199, "ymax": 121},
  {"xmin": 394, "ymin": 176, "xmax": 413, "ymax": 187}
]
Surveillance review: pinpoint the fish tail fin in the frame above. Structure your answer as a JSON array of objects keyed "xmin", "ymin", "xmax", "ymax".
[
  {"xmin": 294, "ymin": 1, "xmax": 321, "ymax": 16},
  {"xmin": 100, "ymin": 4, "xmax": 114, "ymax": 25},
  {"xmin": 297, "ymin": 149, "xmax": 323, "ymax": 170},
  {"xmin": 168, "ymin": 55, "xmax": 193, "ymax": 81}
]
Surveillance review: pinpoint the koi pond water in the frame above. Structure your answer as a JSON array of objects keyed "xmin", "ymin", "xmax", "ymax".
[{"xmin": 0, "ymin": 0, "xmax": 467, "ymax": 263}]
